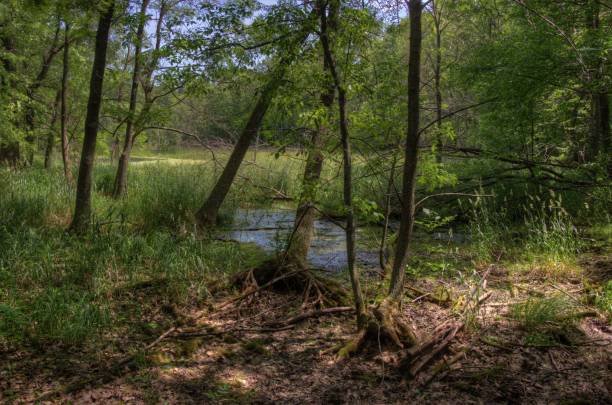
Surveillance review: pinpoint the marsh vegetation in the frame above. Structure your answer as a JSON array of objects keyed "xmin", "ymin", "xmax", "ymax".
[{"xmin": 1, "ymin": 0, "xmax": 611, "ymax": 403}]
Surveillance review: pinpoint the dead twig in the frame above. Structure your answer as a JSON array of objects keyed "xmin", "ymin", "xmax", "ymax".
[
  {"xmin": 265, "ymin": 306, "xmax": 353, "ymax": 327},
  {"xmin": 407, "ymin": 323, "xmax": 463, "ymax": 378}
]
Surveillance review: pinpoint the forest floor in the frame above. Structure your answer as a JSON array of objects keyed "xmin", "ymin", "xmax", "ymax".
[
  {"xmin": 2, "ymin": 248, "xmax": 610, "ymax": 404},
  {"xmin": 1, "ymin": 159, "xmax": 610, "ymax": 404}
]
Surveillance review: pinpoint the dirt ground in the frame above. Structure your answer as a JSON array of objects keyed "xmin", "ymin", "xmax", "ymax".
[{"xmin": 2, "ymin": 268, "xmax": 611, "ymax": 405}]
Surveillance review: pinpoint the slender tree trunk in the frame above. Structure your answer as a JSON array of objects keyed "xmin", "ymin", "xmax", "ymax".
[
  {"xmin": 285, "ymin": 3, "xmax": 338, "ymax": 266},
  {"xmin": 433, "ymin": 6, "xmax": 443, "ymax": 163},
  {"xmin": 196, "ymin": 18, "xmax": 315, "ymax": 229},
  {"xmin": 379, "ymin": 151, "xmax": 398, "ymax": 273},
  {"xmin": 319, "ymin": 0, "xmax": 366, "ymax": 328},
  {"xmin": 388, "ymin": 0, "xmax": 423, "ymax": 301},
  {"xmin": 24, "ymin": 19, "xmax": 63, "ymax": 165},
  {"xmin": 133, "ymin": 1, "xmax": 168, "ymax": 136},
  {"xmin": 113, "ymin": 0, "xmax": 150, "ymax": 198},
  {"xmin": 70, "ymin": 1, "xmax": 115, "ymax": 232},
  {"xmin": 44, "ymin": 90, "xmax": 62, "ymax": 169},
  {"xmin": 285, "ymin": 131, "xmax": 325, "ymax": 265},
  {"xmin": 599, "ymin": 92, "xmax": 610, "ymax": 159},
  {"xmin": 60, "ymin": 21, "xmax": 73, "ymax": 183},
  {"xmin": 110, "ymin": 45, "xmax": 132, "ymax": 164}
]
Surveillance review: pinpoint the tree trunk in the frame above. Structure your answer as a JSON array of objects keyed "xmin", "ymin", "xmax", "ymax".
[
  {"xmin": 284, "ymin": 3, "xmax": 338, "ymax": 266},
  {"xmin": 599, "ymin": 92, "xmax": 610, "ymax": 164},
  {"xmin": 433, "ymin": 2, "xmax": 443, "ymax": 163},
  {"xmin": 60, "ymin": 21, "xmax": 73, "ymax": 183},
  {"xmin": 133, "ymin": 1, "xmax": 168, "ymax": 138},
  {"xmin": 388, "ymin": 0, "xmax": 423, "ymax": 301},
  {"xmin": 319, "ymin": 0, "xmax": 366, "ymax": 328},
  {"xmin": 44, "ymin": 90, "xmax": 62, "ymax": 169},
  {"xmin": 379, "ymin": 151, "xmax": 398, "ymax": 273},
  {"xmin": 69, "ymin": 1, "xmax": 115, "ymax": 232},
  {"xmin": 110, "ymin": 45, "xmax": 132, "ymax": 164},
  {"xmin": 24, "ymin": 19, "xmax": 63, "ymax": 165},
  {"xmin": 284, "ymin": 131, "xmax": 325, "ymax": 265},
  {"xmin": 196, "ymin": 18, "xmax": 315, "ymax": 229},
  {"xmin": 113, "ymin": 0, "xmax": 150, "ymax": 198}
]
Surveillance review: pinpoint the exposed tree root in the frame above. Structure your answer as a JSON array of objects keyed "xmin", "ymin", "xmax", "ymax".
[
  {"xmin": 337, "ymin": 299, "xmax": 420, "ymax": 359},
  {"xmin": 230, "ymin": 257, "xmax": 349, "ymax": 309}
]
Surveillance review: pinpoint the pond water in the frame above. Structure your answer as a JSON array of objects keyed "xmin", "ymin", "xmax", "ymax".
[
  {"xmin": 219, "ymin": 207, "xmax": 381, "ymax": 271},
  {"xmin": 219, "ymin": 206, "xmax": 469, "ymax": 272}
]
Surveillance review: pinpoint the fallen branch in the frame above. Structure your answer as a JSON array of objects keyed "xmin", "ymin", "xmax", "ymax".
[
  {"xmin": 265, "ymin": 306, "xmax": 353, "ymax": 327},
  {"xmin": 174, "ymin": 324, "xmax": 295, "ymax": 338},
  {"xmin": 407, "ymin": 323, "xmax": 463, "ymax": 378},
  {"xmin": 418, "ymin": 348, "xmax": 466, "ymax": 387}
]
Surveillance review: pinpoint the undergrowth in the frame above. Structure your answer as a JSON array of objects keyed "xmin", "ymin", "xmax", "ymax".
[
  {"xmin": 0, "ymin": 225, "xmax": 266, "ymax": 347},
  {"xmin": 509, "ymin": 295, "xmax": 581, "ymax": 346}
]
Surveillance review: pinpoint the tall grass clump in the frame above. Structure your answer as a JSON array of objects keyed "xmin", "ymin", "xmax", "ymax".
[
  {"xmin": 509, "ymin": 295, "xmax": 577, "ymax": 331},
  {"xmin": 106, "ymin": 163, "xmax": 212, "ymax": 231},
  {"xmin": 0, "ymin": 167, "xmax": 72, "ymax": 227},
  {"xmin": 464, "ymin": 192, "xmax": 508, "ymax": 263},
  {"xmin": 522, "ymin": 190, "xmax": 582, "ymax": 262},
  {"xmin": 509, "ymin": 295, "xmax": 580, "ymax": 346}
]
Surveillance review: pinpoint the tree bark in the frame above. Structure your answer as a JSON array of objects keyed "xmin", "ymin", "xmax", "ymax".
[
  {"xmin": 379, "ymin": 151, "xmax": 398, "ymax": 273},
  {"xmin": 69, "ymin": 1, "xmax": 115, "ymax": 232},
  {"xmin": 44, "ymin": 90, "xmax": 62, "ymax": 169},
  {"xmin": 319, "ymin": 0, "xmax": 366, "ymax": 328},
  {"xmin": 60, "ymin": 21, "xmax": 73, "ymax": 183},
  {"xmin": 196, "ymin": 15, "xmax": 315, "ymax": 229},
  {"xmin": 113, "ymin": 0, "xmax": 150, "ymax": 198},
  {"xmin": 388, "ymin": 0, "xmax": 423, "ymax": 301},
  {"xmin": 432, "ymin": 1, "xmax": 443, "ymax": 163},
  {"xmin": 110, "ymin": 45, "xmax": 132, "ymax": 163},
  {"xmin": 284, "ymin": 3, "xmax": 338, "ymax": 266}
]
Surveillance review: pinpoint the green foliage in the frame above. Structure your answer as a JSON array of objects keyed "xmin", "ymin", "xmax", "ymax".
[
  {"xmin": 465, "ymin": 188, "xmax": 583, "ymax": 268},
  {"xmin": 415, "ymin": 208, "xmax": 455, "ymax": 232},
  {"xmin": 354, "ymin": 198, "xmax": 383, "ymax": 224}
]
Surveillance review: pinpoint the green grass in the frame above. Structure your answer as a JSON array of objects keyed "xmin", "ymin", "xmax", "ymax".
[
  {"xmin": 509, "ymin": 295, "xmax": 582, "ymax": 346},
  {"xmin": 0, "ymin": 225, "xmax": 265, "ymax": 347}
]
